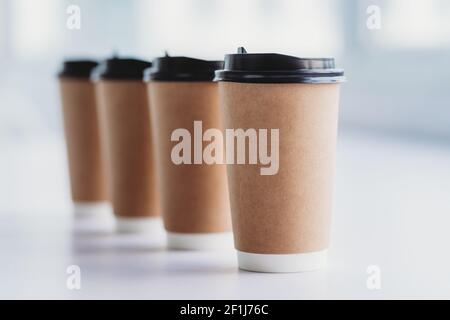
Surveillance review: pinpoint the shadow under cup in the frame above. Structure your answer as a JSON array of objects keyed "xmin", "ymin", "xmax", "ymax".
[{"xmin": 215, "ymin": 49, "xmax": 345, "ymax": 272}]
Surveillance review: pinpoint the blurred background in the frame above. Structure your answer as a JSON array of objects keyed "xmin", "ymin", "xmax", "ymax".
[
  {"xmin": 1, "ymin": 0, "xmax": 450, "ymax": 212},
  {"xmin": 1, "ymin": 0, "xmax": 450, "ymax": 299}
]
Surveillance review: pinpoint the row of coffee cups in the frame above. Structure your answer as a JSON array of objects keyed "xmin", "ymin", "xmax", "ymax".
[{"xmin": 58, "ymin": 47, "xmax": 344, "ymax": 272}]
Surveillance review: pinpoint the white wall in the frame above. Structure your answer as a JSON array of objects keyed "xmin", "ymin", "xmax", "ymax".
[{"xmin": 0, "ymin": 0, "xmax": 449, "ymax": 142}]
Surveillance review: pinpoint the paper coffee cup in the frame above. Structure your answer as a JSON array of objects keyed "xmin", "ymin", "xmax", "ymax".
[
  {"xmin": 58, "ymin": 60, "xmax": 110, "ymax": 217},
  {"xmin": 95, "ymin": 57, "xmax": 161, "ymax": 233},
  {"xmin": 215, "ymin": 48, "xmax": 345, "ymax": 272},
  {"xmin": 144, "ymin": 55, "xmax": 232, "ymax": 250}
]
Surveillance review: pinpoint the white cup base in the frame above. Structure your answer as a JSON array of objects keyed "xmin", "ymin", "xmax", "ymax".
[
  {"xmin": 167, "ymin": 231, "xmax": 233, "ymax": 250},
  {"xmin": 71, "ymin": 202, "xmax": 114, "ymax": 234},
  {"xmin": 237, "ymin": 249, "xmax": 328, "ymax": 273},
  {"xmin": 73, "ymin": 201, "xmax": 111, "ymax": 217},
  {"xmin": 115, "ymin": 216, "xmax": 163, "ymax": 234}
]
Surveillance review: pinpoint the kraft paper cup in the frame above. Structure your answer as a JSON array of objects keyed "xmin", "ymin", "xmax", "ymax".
[
  {"xmin": 145, "ymin": 55, "xmax": 232, "ymax": 250},
  {"xmin": 58, "ymin": 60, "xmax": 110, "ymax": 218},
  {"xmin": 215, "ymin": 47, "xmax": 345, "ymax": 272},
  {"xmin": 95, "ymin": 57, "xmax": 161, "ymax": 233}
]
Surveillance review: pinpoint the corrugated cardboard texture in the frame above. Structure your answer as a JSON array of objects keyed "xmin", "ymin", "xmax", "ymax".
[
  {"xmin": 96, "ymin": 80, "xmax": 159, "ymax": 218},
  {"xmin": 59, "ymin": 78, "xmax": 108, "ymax": 202},
  {"xmin": 220, "ymin": 82, "xmax": 340, "ymax": 254},
  {"xmin": 148, "ymin": 82, "xmax": 231, "ymax": 233}
]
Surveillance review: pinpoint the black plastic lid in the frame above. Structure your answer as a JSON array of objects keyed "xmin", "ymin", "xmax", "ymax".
[
  {"xmin": 144, "ymin": 53, "xmax": 223, "ymax": 82},
  {"xmin": 214, "ymin": 47, "xmax": 345, "ymax": 84},
  {"xmin": 58, "ymin": 60, "xmax": 99, "ymax": 79},
  {"xmin": 96, "ymin": 57, "xmax": 152, "ymax": 80}
]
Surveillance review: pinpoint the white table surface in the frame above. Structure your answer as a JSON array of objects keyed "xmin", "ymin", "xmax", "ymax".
[{"xmin": 1, "ymin": 130, "xmax": 450, "ymax": 299}]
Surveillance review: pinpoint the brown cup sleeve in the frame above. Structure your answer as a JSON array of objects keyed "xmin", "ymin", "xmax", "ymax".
[
  {"xmin": 96, "ymin": 80, "xmax": 159, "ymax": 218},
  {"xmin": 148, "ymin": 81, "xmax": 231, "ymax": 233},
  {"xmin": 219, "ymin": 82, "xmax": 340, "ymax": 254}
]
